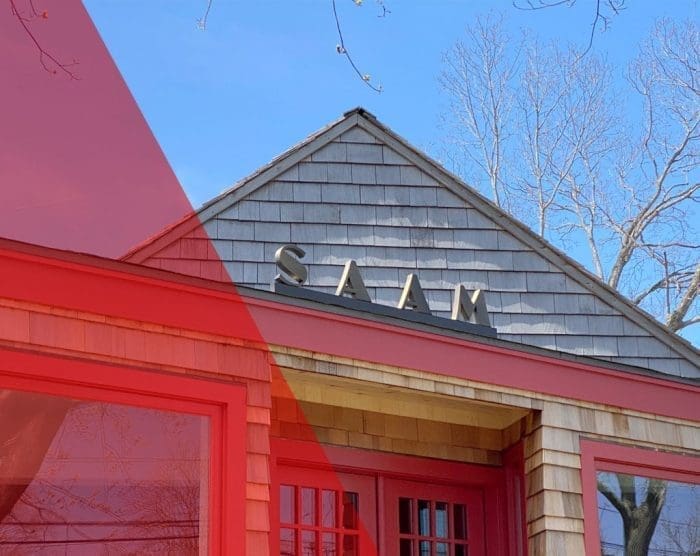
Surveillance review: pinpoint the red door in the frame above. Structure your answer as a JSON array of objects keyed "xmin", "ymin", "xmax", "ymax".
[
  {"xmin": 275, "ymin": 464, "xmax": 378, "ymax": 555},
  {"xmin": 383, "ymin": 479, "xmax": 485, "ymax": 556}
]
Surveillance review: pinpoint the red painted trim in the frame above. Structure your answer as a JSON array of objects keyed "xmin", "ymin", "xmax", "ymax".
[
  {"xmin": 580, "ymin": 439, "xmax": 700, "ymax": 555},
  {"xmin": 0, "ymin": 346, "xmax": 247, "ymax": 556},
  {"xmin": 1, "ymin": 242, "xmax": 698, "ymax": 423},
  {"xmin": 248, "ymin": 299, "xmax": 700, "ymax": 422},
  {"xmin": 504, "ymin": 442, "xmax": 527, "ymax": 556},
  {"xmin": 0, "ymin": 245, "xmax": 261, "ymax": 344},
  {"xmin": 273, "ymin": 438, "xmax": 504, "ymax": 487}
]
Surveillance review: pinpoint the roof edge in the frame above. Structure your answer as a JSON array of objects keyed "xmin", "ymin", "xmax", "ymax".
[
  {"xmin": 2, "ymin": 235, "xmax": 697, "ymax": 387},
  {"xmin": 124, "ymin": 110, "xmax": 363, "ymax": 263},
  {"xmin": 123, "ymin": 107, "xmax": 698, "ymax": 367},
  {"xmin": 352, "ymin": 115, "xmax": 700, "ymax": 367}
]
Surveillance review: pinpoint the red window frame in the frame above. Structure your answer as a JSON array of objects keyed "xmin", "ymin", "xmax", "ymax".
[
  {"xmin": 580, "ymin": 438, "xmax": 700, "ymax": 555},
  {"xmin": 0, "ymin": 345, "xmax": 247, "ymax": 555},
  {"xmin": 271, "ymin": 438, "xmax": 521, "ymax": 556}
]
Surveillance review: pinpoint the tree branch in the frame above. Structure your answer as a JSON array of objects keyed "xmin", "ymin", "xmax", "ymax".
[
  {"xmin": 331, "ymin": 0, "xmax": 383, "ymax": 93},
  {"xmin": 666, "ymin": 264, "xmax": 700, "ymax": 331},
  {"xmin": 597, "ymin": 477, "xmax": 629, "ymax": 519},
  {"xmin": 9, "ymin": 0, "xmax": 79, "ymax": 79}
]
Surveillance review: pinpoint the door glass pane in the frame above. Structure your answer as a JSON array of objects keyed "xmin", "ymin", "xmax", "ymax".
[
  {"xmin": 454, "ymin": 504, "xmax": 468, "ymax": 540},
  {"xmin": 0, "ymin": 390, "xmax": 210, "ymax": 554},
  {"xmin": 418, "ymin": 500, "xmax": 431, "ymax": 536},
  {"xmin": 399, "ymin": 497, "xmax": 413, "ymax": 534},
  {"xmin": 596, "ymin": 471, "xmax": 700, "ymax": 556},
  {"xmin": 281, "ymin": 528, "xmax": 296, "ymax": 556},
  {"xmin": 301, "ymin": 530, "xmax": 316, "ymax": 556},
  {"xmin": 342, "ymin": 491, "xmax": 359, "ymax": 530},
  {"xmin": 322, "ymin": 489, "xmax": 336, "ymax": 528},
  {"xmin": 436, "ymin": 541, "xmax": 449, "ymax": 556},
  {"xmin": 342, "ymin": 533, "xmax": 358, "ymax": 556},
  {"xmin": 455, "ymin": 544, "xmax": 468, "ymax": 556},
  {"xmin": 322, "ymin": 532, "xmax": 337, "ymax": 556},
  {"xmin": 400, "ymin": 538, "xmax": 413, "ymax": 556},
  {"xmin": 281, "ymin": 485, "xmax": 296, "ymax": 524},
  {"xmin": 419, "ymin": 540, "xmax": 431, "ymax": 556},
  {"xmin": 435, "ymin": 501, "xmax": 448, "ymax": 538},
  {"xmin": 301, "ymin": 487, "xmax": 316, "ymax": 525}
]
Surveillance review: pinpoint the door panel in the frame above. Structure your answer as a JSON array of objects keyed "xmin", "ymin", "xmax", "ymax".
[
  {"xmin": 383, "ymin": 479, "xmax": 485, "ymax": 556},
  {"xmin": 276, "ymin": 465, "xmax": 378, "ymax": 555}
]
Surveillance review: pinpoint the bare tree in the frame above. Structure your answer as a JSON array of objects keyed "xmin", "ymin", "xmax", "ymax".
[
  {"xmin": 598, "ymin": 473, "xmax": 667, "ymax": 555},
  {"xmin": 440, "ymin": 15, "xmax": 699, "ymax": 333},
  {"xmin": 440, "ymin": 13, "xmax": 518, "ymax": 208}
]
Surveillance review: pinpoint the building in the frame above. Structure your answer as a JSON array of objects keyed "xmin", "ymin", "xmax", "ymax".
[{"xmin": 0, "ymin": 109, "xmax": 698, "ymax": 555}]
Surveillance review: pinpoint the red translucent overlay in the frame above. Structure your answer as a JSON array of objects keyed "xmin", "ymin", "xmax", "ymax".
[
  {"xmin": 1, "ymin": 2, "xmax": 377, "ymax": 553},
  {"xmin": 0, "ymin": 391, "xmax": 209, "ymax": 554}
]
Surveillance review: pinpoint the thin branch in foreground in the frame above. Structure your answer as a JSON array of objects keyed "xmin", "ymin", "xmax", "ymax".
[
  {"xmin": 331, "ymin": 0, "xmax": 383, "ymax": 93},
  {"xmin": 196, "ymin": 0, "xmax": 213, "ymax": 30},
  {"xmin": 513, "ymin": 0, "xmax": 626, "ymax": 56},
  {"xmin": 9, "ymin": 0, "xmax": 79, "ymax": 79}
]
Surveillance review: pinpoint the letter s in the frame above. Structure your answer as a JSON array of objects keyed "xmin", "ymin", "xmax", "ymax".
[{"xmin": 275, "ymin": 244, "xmax": 308, "ymax": 286}]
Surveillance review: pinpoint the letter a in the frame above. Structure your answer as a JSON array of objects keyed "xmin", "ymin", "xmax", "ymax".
[
  {"xmin": 336, "ymin": 260, "xmax": 371, "ymax": 301},
  {"xmin": 451, "ymin": 285, "xmax": 490, "ymax": 326},
  {"xmin": 398, "ymin": 273, "xmax": 430, "ymax": 313}
]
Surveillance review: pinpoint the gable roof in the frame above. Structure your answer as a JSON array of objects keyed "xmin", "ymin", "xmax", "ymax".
[{"xmin": 124, "ymin": 107, "xmax": 699, "ymax": 373}]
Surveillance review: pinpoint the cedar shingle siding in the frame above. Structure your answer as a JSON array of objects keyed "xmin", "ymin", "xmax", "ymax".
[{"xmin": 129, "ymin": 110, "xmax": 699, "ymax": 379}]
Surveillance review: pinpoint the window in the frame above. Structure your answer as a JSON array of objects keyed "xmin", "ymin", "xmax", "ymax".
[
  {"xmin": 385, "ymin": 479, "xmax": 485, "ymax": 556},
  {"xmin": 581, "ymin": 439, "xmax": 700, "ymax": 556},
  {"xmin": 279, "ymin": 484, "xmax": 361, "ymax": 556},
  {"xmin": 0, "ymin": 348, "xmax": 246, "ymax": 555},
  {"xmin": 274, "ymin": 464, "xmax": 377, "ymax": 556}
]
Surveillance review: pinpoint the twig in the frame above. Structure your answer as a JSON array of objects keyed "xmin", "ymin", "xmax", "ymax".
[
  {"xmin": 9, "ymin": 0, "xmax": 78, "ymax": 79},
  {"xmin": 331, "ymin": 0, "xmax": 383, "ymax": 93},
  {"xmin": 197, "ymin": 0, "xmax": 213, "ymax": 30},
  {"xmin": 513, "ymin": 0, "xmax": 626, "ymax": 56}
]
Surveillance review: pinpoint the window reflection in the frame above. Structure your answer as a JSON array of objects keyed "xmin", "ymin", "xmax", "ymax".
[
  {"xmin": 0, "ymin": 390, "xmax": 210, "ymax": 554},
  {"xmin": 597, "ymin": 471, "xmax": 699, "ymax": 555}
]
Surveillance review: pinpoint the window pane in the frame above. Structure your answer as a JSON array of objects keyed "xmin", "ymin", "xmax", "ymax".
[
  {"xmin": 322, "ymin": 532, "xmax": 337, "ymax": 556},
  {"xmin": 400, "ymin": 538, "xmax": 413, "ymax": 556},
  {"xmin": 301, "ymin": 530, "xmax": 316, "ymax": 556},
  {"xmin": 597, "ymin": 471, "xmax": 700, "ymax": 556},
  {"xmin": 301, "ymin": 487, "xmax": 316, "ymax": 526},
  {"xmin": 342, "ymin": 492, "xmax": 359, "ymax": 530},
  {"xmin": 281, "ymin": 485, "xmax": 296, "ymax": 524},
  {"xmin": 281, "ymin": 528, "xmax": 296, "ymax": 556},
  {"xmin": 455, "ymin": 544, "xmax": 468, "ymax": 556},
  {"xmin": 0, "ymin": 390, "xmax": 210, "ymax": 554},
  {"xmin": 342, "ymin": 533, "xmax": 358, "ymax": 556},
  {"xmin": 418, "ymin": 500, "xmax": 431, "ymax": 536},
  {"xmin": 322, "ymin": 489, "xmax": 336, "ymax": 528},
  {"xmin": 436, "ymin": 541, "xmax": 449, "ymax": 556},
  {"xmin": 454, "ymin": 504, "xmax": 468, "ymax": 540},
  {"xmin": 419, "ymin": 540, "xmax": 431, "ymax": 556},
  {"xmin": 435, "ymin": 501, "xmax": 448, "ymax": 538},
  {"xmin": 399, "ymin": 497, "xmax": 413, "ymax": 534}
]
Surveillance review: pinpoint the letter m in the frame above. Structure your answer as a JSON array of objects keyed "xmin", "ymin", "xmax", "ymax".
[{"xmin": 451, "ymin": 285, "xmax": 490, "ymax": 327}]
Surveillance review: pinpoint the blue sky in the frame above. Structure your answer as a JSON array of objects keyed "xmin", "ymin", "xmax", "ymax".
[
  {"xmin": 82, "ymin": 0, "xmax": 698, "ymax": 344},
  {"xmin": 82, "ymin": 0, "xmax": 698, "ymax": 205}
]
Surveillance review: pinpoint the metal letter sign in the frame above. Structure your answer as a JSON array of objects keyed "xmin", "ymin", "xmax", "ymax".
[
  {"xmin": 335, "ymin": 260, "xmax": 371, "ymax": 302},
  {"xmin": 397, "ymin": 273, "xmax": 430, "ymax": 313},
  {"xmin": 273, "ymin": 244, "xmax": 496, "ymax": 338},
  {"xmin": 275, "ymin": 244, "xmax": 307, "ymax": 286},
  {"xmin": 452, "ymin": 285, "xmax": 490, "ymax": 327}
]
